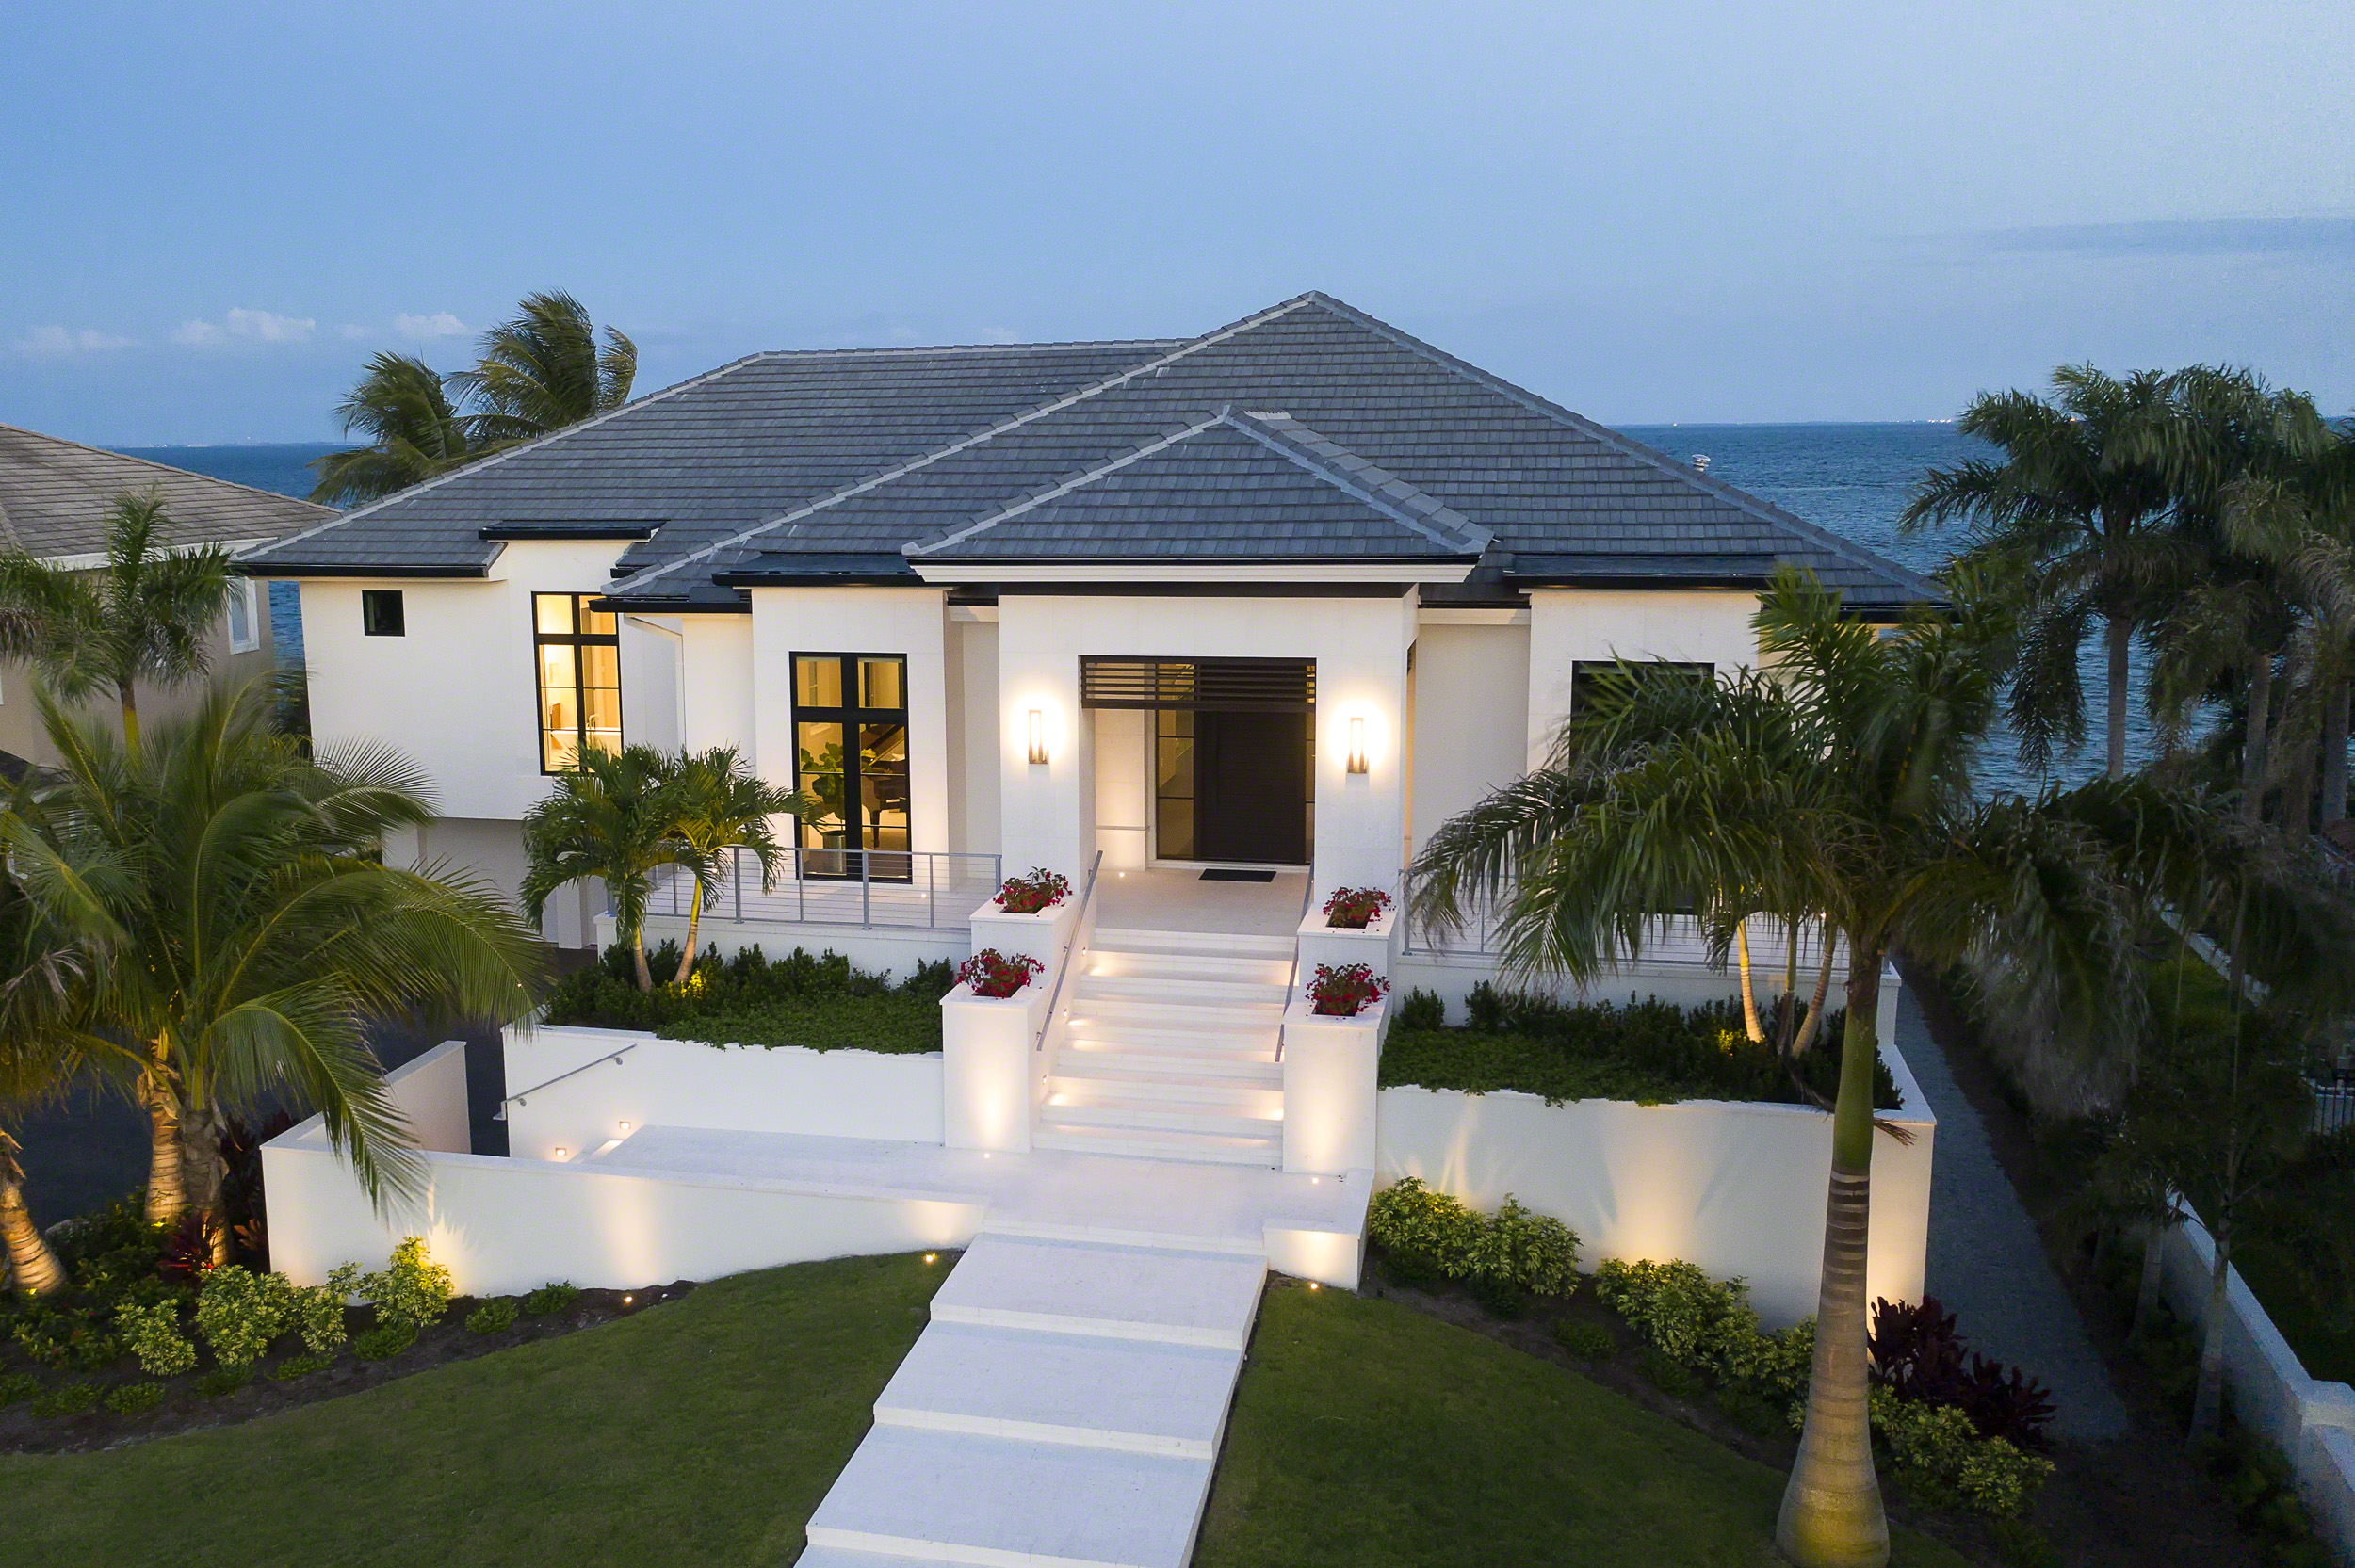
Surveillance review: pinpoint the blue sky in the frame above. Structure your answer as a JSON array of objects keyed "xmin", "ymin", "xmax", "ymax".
[{"xmin": 6, "ymin": 2, "xmax": 2350, "ymax": 444}]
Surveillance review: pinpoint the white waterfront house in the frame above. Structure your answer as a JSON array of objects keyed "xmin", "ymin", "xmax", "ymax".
[{"xmin": 251, "ymin": 295, "xmax": 1941, "ymax": 1564}]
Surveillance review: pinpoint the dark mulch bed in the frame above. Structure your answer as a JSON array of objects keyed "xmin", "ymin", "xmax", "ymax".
[{"xmin": 0, "ymin": 1282, "xmax": 693, "ymax": 1455}]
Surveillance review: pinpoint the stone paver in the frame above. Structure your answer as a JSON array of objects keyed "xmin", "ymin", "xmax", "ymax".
[{"xmin": 1895, "ymin": 987, "xmax": 2128, "ymax": 1440}]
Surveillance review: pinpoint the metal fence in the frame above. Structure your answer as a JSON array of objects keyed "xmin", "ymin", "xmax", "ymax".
[
  {"xmin": 2315, "ymin": 1081, "xmax": 2355, "ymax": 1137},
  {"xmin": 1397, "ymin": 871, "xmax": 1843, "ymax": 973},
  {"xmin": 644, "ymin": 848, "xmax": 1001, "ymax": 932}
]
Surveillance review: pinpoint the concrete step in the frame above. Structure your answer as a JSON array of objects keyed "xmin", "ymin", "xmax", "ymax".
[
  {"xmin": 874, "ymin": 1322, "xmax": 1242, "ymax": 1459},
  {"xmin": 1064, "ymin": 1015, "xmax": 1278, "ymax": 1050},
  {"xmin": 804, "ymin": 1425, "xmax": 1213, "ymax": 1568},
  {"xmin": 1048, "ymin": 1060, "xmax": 1283, "ymax": 1099},
  {"xmin": 930, "ymin": 1235, "xmax": 1267, "ymax": 1349},
  {"xmin": 1055, "ymin": 1038, "xmax": 1280, "ymax": 1079},
  {"xmin": 1065, "ymin": 993, "xmax": 1287, "ymax": 1033},
  {"xmin": 1084, "ymin": 948, "xmax": 1292, "ymax": 985},
  {"xmin": 1032, "ymin": 1122, "xmax": 1284, "ymax": 1168},
  {"xmin": 1092, "ymin": 925, "xmax": 1295, "ymax": 961},
  {"xmin": 1073, "ymin": 972, "xmax": 1291, "ymax": 1008},
  {"xmin": 1039, "ymin": 1096, "xmax": 1280, "ymax": 1139}
]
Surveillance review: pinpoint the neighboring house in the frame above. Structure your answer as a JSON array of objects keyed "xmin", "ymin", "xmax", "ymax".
[{"xmin": 0, "ymin": 423, "xmax": 326, "ymax": 766}]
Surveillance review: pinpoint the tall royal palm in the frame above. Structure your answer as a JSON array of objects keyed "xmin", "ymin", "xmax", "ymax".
[
  {"xmin": 1413, "ymin": 570, "xmax": 2149, "ymax": 1568},
  {"xmin": 308, "ymin": 351, "xmax": 477, "ymax": 507},
  {"xmin": 1902, "ymin": 366, "xmax": 2179, "ymax": 780},
  {"xmin": 450, "ymin": 291, "xmax": 636, "ymax": 450},
  {"xmin": 35, "ymin": 682, "xmax": 542, "ymax": 1253},
  {"xmin": 522, "ymin": 745, "xmax": 690, "ymax": 993},
  {"xmin": 0, "ymin": 490, "xmax": 235, "ymax": 748}
]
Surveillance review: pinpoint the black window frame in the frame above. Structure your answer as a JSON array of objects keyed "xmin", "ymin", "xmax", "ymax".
[
  {"xmin": 1570, "ymin": 658, "xmax": 1714, "ymax": 718},
  {"xmin": 790, "ymin": 652, "xmax": 912, "ymax": 881},
  {"xmin": 361, "ymin": 590, "xmax": 405, "ymax": 637},
  {"xmin": 533, "ymin": 593, "xmax": 623, "ymax": 775}
]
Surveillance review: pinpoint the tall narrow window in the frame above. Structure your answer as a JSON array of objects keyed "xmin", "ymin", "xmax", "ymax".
[
  {"xmin": 225, "ymin": 578, "xmax": 259, "ymax": 653},
  {"xmin": 534, "ymin": 594, "xmax": 622, "ymax": 772},
  {"xmin": 791, "ymin": 653, "xmax": 909, "ymax": 880}
]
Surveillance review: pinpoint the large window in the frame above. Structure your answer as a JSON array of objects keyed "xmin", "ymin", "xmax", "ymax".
[
  {"xmin": 792, "ymin": 653, "xmax": 910, "ymax": 878},
  {"xmin": 534, "ymin": 594, "xmax": 622, "ymax": 772},
  {"xmin": 1570, "ymin": 659, "xmax": 1713, "ymax": 722}
]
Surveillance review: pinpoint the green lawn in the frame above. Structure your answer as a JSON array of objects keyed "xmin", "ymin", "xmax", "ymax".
[
  {"xmin": 0, "ymin": 1253, "xmax": 940, "ymax": 1568},
  {"xmin": 1199, "ymin": 1281, "xmax": 1973, "ymax": 1568},
  {"xmin": 0, "ymin": 1256, "xmax": 1973, "ymax": 1567}
]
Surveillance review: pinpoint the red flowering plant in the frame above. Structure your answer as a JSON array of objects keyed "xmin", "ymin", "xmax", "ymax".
[
  {"xmin": 1306, "ymin": 962, "xmax": 1390, "ymax": 1017},
  {"xmin": 993, "ymin": 867, "xmax": 1071, "ymax": 915},
  {"xmin": 1320, "ymin": 886, "xmax": 1394, "ymax": 929},
  {"xmin": 956, "ymin": 947, "xmax": 1044, "ymax": 998}
]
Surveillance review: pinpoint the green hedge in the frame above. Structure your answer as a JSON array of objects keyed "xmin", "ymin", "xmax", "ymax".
[
  {"xmin": 543, "ymin": 942, "xmax": 953, "ymax": 1055},
  {"xmin": 1380, "ymin": 987, "xmax": 1900, "ymax": 1109}
]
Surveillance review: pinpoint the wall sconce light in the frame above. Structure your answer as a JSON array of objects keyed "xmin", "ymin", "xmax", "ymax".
[
  {"xmin": 1346, "ymin": 715, "xmax": 1369, "ymax": 774},
  {"xmin": 1028, "ymin": 709, "xmax": 1048, "ymax": 766},
  {"xmin": 618, "ymin": 1121, "xmax": 631, "ymax": 1135},
  {"xmin": 552, "ymin": 1146, "xmax": 568, "ymax": 1161}
]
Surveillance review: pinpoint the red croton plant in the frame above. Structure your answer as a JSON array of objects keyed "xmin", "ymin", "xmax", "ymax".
[
  {"xmin": 1320, "ymin": 885, "xmax": 1393, "ymax": 929},
  {"xmin": 956, "ymin": 947, "xmax": 1044, "ymax": 998},
  {"xmin": 1306, "ymin": 962, "xmax": 1389, "ymax": 1017},
  {"xmin": 993, "ymin": 867, "xmax": 1071, "ymax": 915}
]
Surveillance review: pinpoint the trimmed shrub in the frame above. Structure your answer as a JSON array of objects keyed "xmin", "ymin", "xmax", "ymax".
[
  {"xmin": 1551, "ymin": 1319, "xmax": 1616, "ymax": 1360},
  {"xmin": 1592, "ymin": 1258, "xmax": 1751, "ymax": 1364},
  {"xmin": 352, "ymin": 1321, "xmax": 417, "ymax": 1362},
  {"xmin": 104, "ymin": 1381, "xmax": 166, "ymax": 1415},
  {"xmin": 268, "ymin": 1351, "xmax": 334, "ymax": 1381},
  {"xmin": 1464, "ymin": 1272, "xmax": 1530, "ymax": 1319},
  {"xmin": 1367, "ymin": 1178, "xmax": 1483, "ymax": 1275},
  {"xmin": 1369, "ymin": 1179, "xmax": 1581, "ymax": 1297},
  {"xmin": 356, "ymin": 1237, "xmax": 455, "ymax": 1330},
  {"xmin": 116, "ymin": 1298, "xmax": 200, "ymax": 1377},
  {"xmin": 1871, "ymin": 1386, "xmax": 2054, "ymax": 1518},
  {"xmin": 196, "ymin": 1366, "xmax": 252, "ymax": 1398},
  {"xmin": 194, "ymin": 1266, "xmax": 292, "ymax": 1366},
  {"xmin": 1871, "ymin": 1295, "xmax": 2055, "ymax": 1449},
  {"xmin": 29, "ymin": 1382, "xmax": 100, "ymax": 1418},
  {"xmin": 0, "ymin": 1370, "xmax": 39, "ymax": 1404},
  {"xmin": 543, "ymin": 941, "xmax": 953, "ymax": 1051},
  {"xmin": 1639, "ymin": 1347, "xmax": 1697, "ymax": 1398},
  {"xmin": 1465, "ymin": 1197, "xmax": 1581, "ymax": 1297},
  {"xmin": 289, "ymin": 1282, "xmax": 348, "ymax": 1355},
  {"xmin": 465, "ymin": 1299, "xmax": 519, "ymax": 1334},
  {"xmin": 1394, "ymin": 987, "xmax": 1445, "ymax": 1029},
  {"xmin": 522, "ymin": 1281, "xmax": 580, "ymax": 1317}
]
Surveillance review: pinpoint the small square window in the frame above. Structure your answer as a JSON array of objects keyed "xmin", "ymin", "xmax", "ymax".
[{"xmin": 363, "ymin": 590, "xmax": 406, "ymax": 637}]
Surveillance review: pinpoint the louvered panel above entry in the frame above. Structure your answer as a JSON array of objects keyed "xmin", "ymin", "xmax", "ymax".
[{"xmin": 1080, "ymin": 657, "xmax": 1316, "ymax": 712}]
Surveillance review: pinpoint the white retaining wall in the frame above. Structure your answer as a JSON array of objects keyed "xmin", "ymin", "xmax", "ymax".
[
  {"xmin": 2157, "ymin": 1206, "xmax": 2355, "ymax": 1561},
  {"xmin": 1374, "ymin": 1031, "xmax": 1936, "ymax": 1328}
]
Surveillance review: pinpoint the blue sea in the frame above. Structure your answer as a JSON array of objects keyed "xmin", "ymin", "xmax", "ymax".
[{"xmin": 122, "ymin": 428, "xmax": 2139, "ymax": 797}]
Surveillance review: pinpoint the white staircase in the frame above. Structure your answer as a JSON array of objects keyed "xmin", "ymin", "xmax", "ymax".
[
  {"xmin": 802, "ymin": 1231, "xmax": 1266, "ymax": 1568},
  {"xmin": 1036, "ymin": 926, "xmax": 1293, "ymax": 1168}
]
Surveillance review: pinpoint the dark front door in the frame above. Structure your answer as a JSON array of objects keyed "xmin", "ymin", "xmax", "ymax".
[{"xmin": 1195, "ymin": 708, "xmax": 1308, "ymax": 865}]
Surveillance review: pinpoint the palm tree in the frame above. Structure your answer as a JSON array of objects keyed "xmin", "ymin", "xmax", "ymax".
[
  {"xmin": 450, "ymin": 291, "xmax": 636, "ymax": 450},
  {"xmin": 31, "ymin": 681, "xmax": 543, "ymax": 1253},
  {"xmin": 1902, "ymin": 366, "xmax": 2180, "ymax": 780},
  {"xmin": 660, "ymin": 747, "xmax": 809, "ymax": 985},
  {"xmin": 308, "ymin": 352, "xmax": 477, "ymax": 507},
  {"xmin": 1412, "ymin": 570, "xmax": 2161, "ymax": 1568},
  {"xmin": 522, "ymin": 745, "xmax": 690, "ymax": 993},
  {"xmin": 0, "ymin": 490, "xmax": 235, "ymax": 748}
]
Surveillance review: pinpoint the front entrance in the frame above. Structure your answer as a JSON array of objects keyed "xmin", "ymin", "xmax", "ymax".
[{"xmin": 1082, "ymin": 657, "xmax": 1315, "ymax": 867}]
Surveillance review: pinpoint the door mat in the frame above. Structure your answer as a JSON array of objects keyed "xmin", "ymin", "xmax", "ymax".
[{"xmin": 1199, "ymin": 868, "xmax": 1277, "ymax": 882}]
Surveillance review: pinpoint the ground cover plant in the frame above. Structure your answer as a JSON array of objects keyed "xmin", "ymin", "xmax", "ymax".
[
  {"xmin": 0, "ymin": 1253, "xmax": 940, "ymax": 1566},
  {"xmin": 1381, "ymin": 985, "xmax": 1899, "ymax": 1108},
  {"xmin": 541, "ymin": 940, "xmax": 953, "ymax": 1053}
]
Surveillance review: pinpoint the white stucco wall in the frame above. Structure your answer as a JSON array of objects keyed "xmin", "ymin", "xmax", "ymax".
[
  {"xmin": 749, "ymin": 587, "xmax": 950, "ymax": 856},
  {"xmin": 619, "ymin": 613, "xmax": 684, "ymax": 755},
  {"xmin": 1408, "ymin": 619, "xmax": 1531, "ymax": 856},
  {"xmin": 680, "ymin": 613, "xmax": 756, "ymax": 757},
  {"xmin": 292, "ymin": 539, "xmax": 633, "ymax": 822},
  {"xmin": 1524, "ymin": 588, "xmax": 1760, "ymax": 767},
  {"xmin": 1093, "ymin": 705, "xmax": 1149, "ymax": 869},
  {"xmin": 996, "ymin": 591, "xmax": 1415, "ymax": 892},
  {"xmin": 949, "ymin": 614, "xmax": 1001, "ymax": 856}
]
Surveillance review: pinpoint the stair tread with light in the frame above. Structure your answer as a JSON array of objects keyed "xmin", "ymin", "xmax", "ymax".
[
  {"xmin": 1040, "ymin": 1097, "xmax": 1279, "ymax": 1138},
  {"xmin": 873, "ymin": 1321, "xmax": 1242, "ymax": 1459},
  {"xmin": 1048, "ymin": 1060, "xmax": 1283, "ymax": 1094},
  {"xmin": 1032, "ymin": 1123, "xmax": 1283, "ymax": 1167},
  {"xmin": 1073, "ymin": 973, "xmax": 1291, "ymax": 1006},
  {"xmin": 1090, "ymin": 925, "xmax": 1295, "ymax": 960}
]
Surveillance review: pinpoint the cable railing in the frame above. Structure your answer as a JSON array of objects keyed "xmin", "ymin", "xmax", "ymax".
[
  {"xmin": 1397, "ymin": 870, "xmax": 1843, "ymax": 973},
  {"xmin": 644, "ymin": 848, "xmax": 1001, "ymax": 933},
  {"xmin": 1035, "ymin": 850, "xmax": 1105, "ymax": 1054}
]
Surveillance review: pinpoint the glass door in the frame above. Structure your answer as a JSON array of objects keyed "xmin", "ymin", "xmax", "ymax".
[{"xmin": 792, "ymin": 653, "xmax": 911, "ymax": 881}]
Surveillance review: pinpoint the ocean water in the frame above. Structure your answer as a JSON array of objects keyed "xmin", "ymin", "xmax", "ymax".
[{"xmin": 122, "ymin": 429, "xmax": 2136, "ymax": 797}]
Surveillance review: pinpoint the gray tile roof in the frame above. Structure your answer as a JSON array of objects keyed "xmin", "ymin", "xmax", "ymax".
[
  {"xmin": 237, "ymin": 295, "xmax": 1938, "ymax": 608},
  {"xmin": 0, "ymin": 424, "xmax": 329, "ymax": 559}
]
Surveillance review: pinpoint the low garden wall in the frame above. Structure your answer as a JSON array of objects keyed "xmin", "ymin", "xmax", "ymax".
[
  {"xmin": 2156, "ymin": 1205, "xmax": 2355, "ymax": 1561},
  {"xmin": 263, "ymin": 1040, "xmax": 979, "ymax": 1297},
  {"xmin": 1374, "ymin": 1026, "xmax": 1935, "ymax": 1328}
]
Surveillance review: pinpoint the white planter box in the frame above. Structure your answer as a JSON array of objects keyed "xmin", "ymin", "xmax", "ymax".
[
  {"xmin": 1295, "ymin": 901, "xmax": 1399, "ymax": 996},
  {"xmin": 970, "ymin": 894, "xmax": 1081, "ymax": 1000},
  {"xmin": 942, "ymin": 980, "xmax": 1049, "ymax": 1152},
  {"xmin": 1281, "ymin": 997, "xmax": 1386, "ymax": 1175}
]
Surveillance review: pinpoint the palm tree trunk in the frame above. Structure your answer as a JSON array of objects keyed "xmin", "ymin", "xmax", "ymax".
[
  {"xmin": 2323, "ymin": 676, "xmax": 2349, "ymax": 828},
  {"xmin": 2190, "ymin": 1221, "xmax": 2232, "ymax": 1442},
  {"xmin": 118, "ymin": 680, "xmax": 140, "ymax": 751},
  {"xmin": 1778, "ymin": 920, "xmax": 1802, "ymax": 1053},
  {"xmin": 630, "ymin": 923, "xmax": 654, "ymax": 992},
  {"xmin": 1778, "ymin": 953, "xmax": 1890, "ymax": 1568},
  {"xmin": 2105, "ymin": 615, "xmax": 2132, "ymax": 781},
  {"xmin": 2132, "ymin": 1218, "xmax": 2169, "ymax": 1339},
  {"xmin": 1792, "ymin": 923, "xmax": 1838, "ymax": 1058},
  {"xmin": 140, "ymin": 1059, "xmax": 187, "ymax": 1224},
  {"xmin": 2242, "ymin": 654, "xmax": 2275, "ymax": 823},
  {"xmin": 0, "ymin": 1128, "xmax": 68, "ymax": 1296},
  {"xmin": 673, "ymin": 881, "xmax": 703, "ymax": 987},
  {"xmin": 1736, "ymin": 920, "xmax": 1763, "ymax": 1043},
  {"xmin": 182, "ymin": 1103, "xmax": 234, "ymax": 1267}
]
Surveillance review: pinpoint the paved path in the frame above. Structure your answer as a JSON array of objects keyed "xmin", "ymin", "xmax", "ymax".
[{"xmin": 1895, "ymin": 988, "xmax": 2128, "ymax": 1441}]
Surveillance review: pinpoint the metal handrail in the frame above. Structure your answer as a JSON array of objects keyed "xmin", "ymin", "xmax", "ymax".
[
  {"xmin": 1034, "ymin": 850, "xmax": 1106, "ymax": 1053},
  {"xmin": 493, "ymin": 1042, "xmax": 638, "ymax": 1122},
  {"xmin": 645, "ymin": 848, "xmax": 1002, "ymax": 934},
  {"xmin": 1274, "ymin": 872, "xmax": 1321, "ymax": 1062}
]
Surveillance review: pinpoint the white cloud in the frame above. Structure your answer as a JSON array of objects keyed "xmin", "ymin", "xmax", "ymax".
[
  {"xmin": 14, "ymin": 325, "xmax": 138, "ymax": 355},
  {"xmin": 338, "ymin": 323, "xmax": 371, "ymax": 341},
  {"xmin": 394, "ymin": 311, "xmax": 467, "ymax": 340},
  {"xmin": 976, "ymin": 326, "xmax": 1022, "ymax": 345},
  {"xmin": 172, "ymin": 308, "xmax": 317, "ymax": 349},
  {"xmin": 172, "ymin": 318, "xmax": 225, "ymax": 347}
]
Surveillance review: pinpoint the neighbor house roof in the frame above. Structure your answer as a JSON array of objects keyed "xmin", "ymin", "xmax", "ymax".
[
  {"xmin": 0, "ymin": 424, "xmax": 330, "ymax": 561},
  {"xmin": 236, "ymin": 295, "xmax": 1940, "ymax": 609}
]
